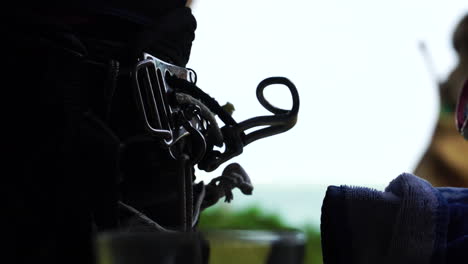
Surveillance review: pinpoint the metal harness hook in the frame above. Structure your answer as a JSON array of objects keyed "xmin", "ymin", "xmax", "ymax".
[{"xmin": 132, "ymin": 55, "xmax": 300, "ymax": 231}]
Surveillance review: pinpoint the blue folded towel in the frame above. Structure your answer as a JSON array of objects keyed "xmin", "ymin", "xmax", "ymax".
[
  {"xmin": 438, "ymin": 187, "xmax": 468, "ymax": 263},
  {"xmin": 320, "ymin": 173, "xmax": 468, "ymax": 264}
]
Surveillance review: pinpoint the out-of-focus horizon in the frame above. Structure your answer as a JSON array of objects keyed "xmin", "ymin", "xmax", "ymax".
[{"xmin": 188, "ymin": 0, "xmax": 468, "ymax": 186}]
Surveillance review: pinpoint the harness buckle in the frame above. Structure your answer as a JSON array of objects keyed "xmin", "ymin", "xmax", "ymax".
[{"xmin": 133, "ymin": 53, "xmax": 197, "ymax": 146}]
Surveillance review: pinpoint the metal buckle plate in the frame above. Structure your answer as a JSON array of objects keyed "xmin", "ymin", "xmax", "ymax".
[{"xmin": 133, "ymin": 53, "xmax": 196, "ymax": 145}]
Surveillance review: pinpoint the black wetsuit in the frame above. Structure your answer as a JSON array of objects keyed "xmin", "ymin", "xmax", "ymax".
[{"xmin": 5, "ymin": 2, "xmax": 198, "ymax": 263}]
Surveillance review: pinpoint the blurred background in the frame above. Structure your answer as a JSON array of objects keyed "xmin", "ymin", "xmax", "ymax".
[{"xmin": 187, "ymin": 1, "xmax": 467, "ymax": 263}]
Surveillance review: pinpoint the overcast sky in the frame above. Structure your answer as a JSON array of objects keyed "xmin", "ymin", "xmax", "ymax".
[{"xmin": 188, "ymin": 0, "xmax": 468, "ymax": 186}]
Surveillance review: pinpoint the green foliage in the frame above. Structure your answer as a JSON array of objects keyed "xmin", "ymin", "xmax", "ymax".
[
  {"xmin": 302, "ymin": 225, "xmax": 323, "ymax": 264},
  {"xmin": 198, "ymin": 205, "xmax": 322, "ymax": 264},
  {"xmin": 199, "ymin": 205, "xmax": 287, "ymax": 230}
]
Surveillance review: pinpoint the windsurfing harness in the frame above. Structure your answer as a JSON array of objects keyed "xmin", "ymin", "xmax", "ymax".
[{"xmin": 6, "ymin": 6, "xmax": 300, "ymax": 234}]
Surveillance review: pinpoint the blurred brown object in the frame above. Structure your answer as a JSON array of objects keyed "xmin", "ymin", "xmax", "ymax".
[
  {"xmin": 414, "ymin": 117, "xmax": 468, "ymax": 187},
  {"xmin": 414, "ymin": 13, "xmax": 468, "ymax": 187},
  {"xmin": 440, "ymin": 14, "xmax": 468, "ymax": 107}
]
